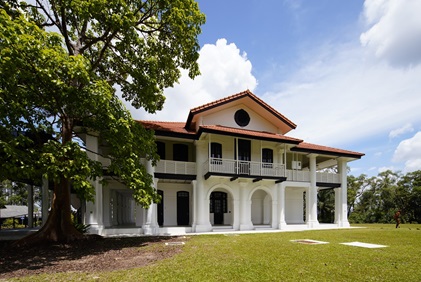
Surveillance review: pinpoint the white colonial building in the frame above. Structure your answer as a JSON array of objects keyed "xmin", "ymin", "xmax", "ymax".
[{"xmin": 81, "ymin": 90, "xmax": 364, "ymax": 236}]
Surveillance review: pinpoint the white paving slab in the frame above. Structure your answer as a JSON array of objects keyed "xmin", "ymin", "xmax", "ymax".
[
  {"xmin": 340, "ymin": 241, "xmax": 387, "ymax": 248},
  {"xmin": 291, "ymin": 239, "xmax": 329, "ymax": 245}
]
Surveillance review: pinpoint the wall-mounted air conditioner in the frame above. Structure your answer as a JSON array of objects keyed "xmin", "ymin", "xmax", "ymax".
[{"xmin": 292, "ymin": 161, "xmax": 302, "ymax": 170}]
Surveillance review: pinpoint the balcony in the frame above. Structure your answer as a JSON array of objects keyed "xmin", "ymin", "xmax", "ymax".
[
  {"xmin": 203, "ymin": 158, "xmax": 341, "ymax": 185},
  {"xmin": 203, "ymin": 158, "xmax": 286, "ymax": 182},
  {"xmin": 155, "ymin": 160, "xmax": 196, "ymax": 175}
]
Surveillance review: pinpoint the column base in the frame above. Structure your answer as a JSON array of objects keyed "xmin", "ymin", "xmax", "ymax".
[
  {"xmin": 306, "ymin": 220, "xmax": 320, "ymax": 228},
  {"xmin": 88, "ymin": 224, "xmax": 104, "ymax": 236},
  {"xmin": 194, "ymin": 223, "xmax": 213, "ymax": 233},
  {"xmin": 142, "ymin": 225, "xmax": 159, "ymax": 235},
  {"xmin": 278, "ymin": 221, "xmax": 288, "ymax": 230},
  {"xmin": 240, "ymin": 222, "xmax": 254, "ymax": 231},
  {"xmin": 338, "ymin": 221, "xmax": 350, "ymax": 228}
]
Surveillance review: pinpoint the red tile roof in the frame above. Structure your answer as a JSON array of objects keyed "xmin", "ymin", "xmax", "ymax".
[
  {"xmin": 199, "ymin": 125, "xmax": 302, "ymax": 144},
  {"xmin": 139, "ymin": 121, "xmax": 196, "ymax": 136},
  {"xmin": 292, "ymin": 142, "xmax": 365, "ymax": 158}
]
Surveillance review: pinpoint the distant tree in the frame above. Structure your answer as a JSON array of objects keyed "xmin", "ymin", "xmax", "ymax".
[
  {"xmin": 317, "ymin": 189, "xmax": 335, "ymax": 223},
  {"xmin": 0, "ymin": 0, "xmax": 205, "ymax": 244}
]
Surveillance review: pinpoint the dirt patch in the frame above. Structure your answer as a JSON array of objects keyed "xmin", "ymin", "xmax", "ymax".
[{"xmin": 0, "ymin": 236, "xmax": 187, "ymax": 279}]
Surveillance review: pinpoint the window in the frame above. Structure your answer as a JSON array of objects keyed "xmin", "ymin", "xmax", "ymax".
[
  {"xmin": 234, "ymin": 109, "xmax": 250, "ymax": 127},
  {"xmin": 156, "ymin": 141, "xmax": 166, "ymax": 160},
  {"xmin": 262, "ymin": 148, "xmax": 273, "ymax": 168},
  {"xmin": 210, "ymin": 142, "xmax": 222, "ymax": 159},
  {"xmin": 210, "ymin": 142, "xmax": 222, "ymax": 165},
  {"xmin": 173, "ymin": 144, "xmax": 188, "ymax": 161}
]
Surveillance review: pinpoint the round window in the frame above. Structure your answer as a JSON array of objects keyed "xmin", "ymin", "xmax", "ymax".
[{"xmin": 234, "ymin": 109, "xmax": 250, "ymax": 127}]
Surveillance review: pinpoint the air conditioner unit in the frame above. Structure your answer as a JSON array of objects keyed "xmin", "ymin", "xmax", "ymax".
[{"xmin": 292, "ymin": 161, "xmax": 302, "ymax": 170}]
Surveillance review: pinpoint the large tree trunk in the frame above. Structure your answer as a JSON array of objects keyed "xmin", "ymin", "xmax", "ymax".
[
  {"xmin": 16, "ymin": 117, "xmax": 85, "ymax": 246},
  {"xmin": 16, "ymin": 180, "xmax": 84, "ymax": 246}
]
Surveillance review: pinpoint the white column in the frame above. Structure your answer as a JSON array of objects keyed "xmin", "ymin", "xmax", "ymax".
[
  {"xmin": 142, "ymin": 163, "xmax": 159, "ymax": 235},
  {"xmin": 41, "ymin": 178, "xmax": 49, "ymax": 227},
  {"xmin": 278, "ymin": 183, "xmax": 287, "ymax": 229},
  {"xmin": 194, "ymin": 140, "xmax": 212, "ymax": 232},
  {"xmin": 239, "ymin": 180, "xmax": 253, "ymax": 230},
  {"xmin": 84, "ymin": 134, "xmax": 103, "ymax": 234},
  {"xmin": 271, "ymin": 187, "xmax": 278, "ymax": 229},
  {"xmin": 27, "ymin": 184, "xmax": 33, "ymax": 228},
  {"xmin": 338, "ymin": 158, "xmax": 350, "ymax": 227},
  {"xmin": 307, "ymin": 154, "xmax": 319, "ymax": 228},
  {"xmin": 334, "ymin": 187, "xmax": 341, "ymax": 225},
  {"xmin": 191, "ymin": 180, "xmax": 197, "ymax": 229}
]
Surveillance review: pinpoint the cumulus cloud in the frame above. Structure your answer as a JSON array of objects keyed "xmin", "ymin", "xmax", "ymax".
[
  {"xmin": 389, "ymin": 123, "xmax": 414, "ymax": 139},
  {"xmin": 360, "ymin": 0, "xmax": 421, "ymax": 67},
  {"xmin": 262, "ymin": 42, "xmax": 421, "ymax": 147},
  {"xmin": 130, "ymin": 38, "xmax": 257, "ymax": 122},
  {"xmin": 392, "ymin": 131, "xmax": 421, "ymax": 172}
]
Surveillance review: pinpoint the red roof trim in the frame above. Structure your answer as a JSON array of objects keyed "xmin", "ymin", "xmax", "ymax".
[
  {"xmin": 198, "ymin": 125, "xmax": 302, "ymax": 144},
  {"xmin": 291, "ymin": 142, "xmax": 365, "ymax": 159}
]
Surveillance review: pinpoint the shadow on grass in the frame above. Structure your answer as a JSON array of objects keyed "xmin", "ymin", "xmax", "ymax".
[{"xmin": 0, "ymin": 235, "xmax": 180, "ymax": 278}]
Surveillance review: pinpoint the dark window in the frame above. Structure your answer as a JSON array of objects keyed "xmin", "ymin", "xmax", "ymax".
[
  {"xmin": 211, "ymin": 142, "xmax": 222, "ymax": 159},
  {"xmin": 234, "ymin": 109, "xmax": 250, "ymax": 127},
  {"xmin": 173, "ymin": 144, "xmax": 188, "ymax": 161},
  {"xmin": 238, "ymin": 139, "xmax": 251, "ymax": 161},
  {"xmin": 156, "ymin": 141, "xmax": 166, "ymax": 160},
  {"xmin": 262, "ymin": 148, "xmax": 273, "ymax": 163}
]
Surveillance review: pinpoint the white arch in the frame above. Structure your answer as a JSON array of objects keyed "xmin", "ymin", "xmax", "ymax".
[
  {"xmin": 248, "ymin": 185, "xmax": 273, "ymax": 201},
  {"xmin": 206, "ymin": 183, "xmax": 236, "ymax": 200}
]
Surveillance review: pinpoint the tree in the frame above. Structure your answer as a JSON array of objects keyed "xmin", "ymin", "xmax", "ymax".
[{"xmin": 0, "ymin": 0, "xmax": 205, "ymax": 244}]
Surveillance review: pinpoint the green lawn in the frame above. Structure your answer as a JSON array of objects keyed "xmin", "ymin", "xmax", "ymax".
[{"xmin": 12, "ymin": 224, "xmax": 421, "ymax": 281}]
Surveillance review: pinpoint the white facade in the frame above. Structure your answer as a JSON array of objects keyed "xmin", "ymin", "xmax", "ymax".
[{"xmin": 80, "ymin": 90, "xmax": 363, "ymax": 236}]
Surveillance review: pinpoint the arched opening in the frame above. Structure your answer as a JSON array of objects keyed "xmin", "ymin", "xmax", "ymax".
[{"xmin": 251, "ymin": 189, "xmax": 272, "ymax": 225}]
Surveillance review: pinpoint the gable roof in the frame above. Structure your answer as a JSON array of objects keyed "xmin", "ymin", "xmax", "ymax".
[{"xmin": 185, "ymin": 90, "xmax": 297, "ymax": 134}]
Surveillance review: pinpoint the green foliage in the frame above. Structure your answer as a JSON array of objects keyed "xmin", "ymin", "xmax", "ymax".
[
  {"xmin": 0, "ymin": 0, "xmax": 205, "ymax": 211},
  {"xmin": 347, "ymin": 170, "xmax": 421, "ymax": 224}
]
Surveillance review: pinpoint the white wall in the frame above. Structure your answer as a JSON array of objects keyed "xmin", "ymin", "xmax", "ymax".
[
  {"xmin": 157, "ymin": 182, "xmax": 192, "ymax": 226},
  {"xmin": 202, "ymin": 105, "xmax": 278, "ymax": 133},
  {"xmin": 285, "ymin": 188, "xmax": 305, "ymax": 224}
]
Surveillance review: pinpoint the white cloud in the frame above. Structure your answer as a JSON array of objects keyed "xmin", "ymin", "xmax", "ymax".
[
  {"xmin": 392, "ymin": 131, "xmax": 421, "ymax": 172},
  {"xmin": 378, "ymin": 166, "xmax": 396, "ymax": 173},
  {"xmin": 389, "ymin": 123, "xmax": 414, "ymax": 139},
  {"xmin": 262, "ymin": 42, "xmax": 421, "ymax": 147},
  {"xmin": 130, "ymin": 38, "xmax": 257, "ymax": 122},
  {"xmin": 360, "ymin": 0, "xmax": 421, "ymax": 67}
]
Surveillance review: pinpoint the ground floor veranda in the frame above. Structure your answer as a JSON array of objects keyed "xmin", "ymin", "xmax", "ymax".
[{"xmin": 83, "ymin": 175, "xmax": 350, "ymax": 237}]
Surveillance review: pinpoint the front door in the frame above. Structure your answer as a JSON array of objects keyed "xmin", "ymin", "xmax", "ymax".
[
  {"xmin": 177, "ymin": 191, "xmax": 189, "ymax": 226},
  {"xmin": 158, "ymin": 190, "xmax": 164, "ymax": 226},
  {"xmin": 211, "ymin": 192, "xmax": 227, "ymax": 225}
]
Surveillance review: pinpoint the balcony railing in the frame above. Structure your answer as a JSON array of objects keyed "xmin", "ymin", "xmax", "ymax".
[
  {"xmin": 317, "ymin": 172, "xmax": 341, "ymax": 183},
  {"xmin": 204, "ymin": 158, "xmax": 286, "ymax": 178},
  {"xmin": 155, "ymin": 160, "xmax": 196, "ymax": 175},
  {"xmin": 204, "ymin": 158, "xmax": 341, "ymax": 183}
]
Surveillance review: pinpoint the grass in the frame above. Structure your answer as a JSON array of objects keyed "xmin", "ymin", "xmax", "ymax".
[{"xmin": 9, "ymin": 224, "xmax": 421, "ymax": 281}]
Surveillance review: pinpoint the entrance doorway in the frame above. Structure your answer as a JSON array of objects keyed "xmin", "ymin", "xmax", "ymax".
[
  {"xmin": 158, "ymin": 190, "xmax": 164, "ymax": 226},
  {"xmin": 177, "ymin": 191, "xmax": 189, "ymax": 225},
  {"xmin": 210, "ymin": 192, "xmax": 227, "ymax": 225}
]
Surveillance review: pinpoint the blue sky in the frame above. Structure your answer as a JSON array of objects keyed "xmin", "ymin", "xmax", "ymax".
[{"xmin": 134, "ymin": 0, "xmax": 421, "ymax": 177}]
